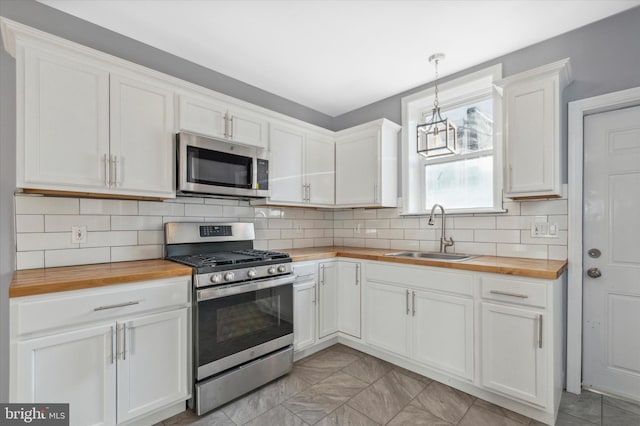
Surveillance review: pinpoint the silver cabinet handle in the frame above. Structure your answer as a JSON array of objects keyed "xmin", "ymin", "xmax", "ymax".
[
  {"xmin": 320, "ymin": 264, "xmax": 325, "ymax": 285},
  {"xmin": 114, "ymin": 156, "xmax": 121, "ymax": 186},
  {"xmin": 104, "ymin": 154, "xmax": 110, "ymax": 187},
  {"xmin": 412, "ymin": 291, "xmax": 416, "ymax": 316},
  {"xmin": 489, "ymin": 290, "xmax": 528, "ymax": 299},
  {"xmin": 121, "ymin": 323, "xmax": 128, "ymax": 360},
  {"xmin": 109, "ymin": 326, "xmax": 115, "ymax": 364},
  {"xmin": 302, "ymin": 184, "xmax": 306, "ymax": 202},
  {"xmin": 229, "ymin": 115, "xmax": 234, "ymax": 139},
  {"xmin": 355, "ymin": 264, "xmax": 360, "ymax": 286},
  {"xmin": 374, "ymin": 183, "xmax": 378, "ymax": 203},
  {"xmin": 94, "ymin": 300, "xmax": 140, "ymax": 311},
  {"xmin": 223, "ymin": 112, "xmax": 229, "ymax": 138},
  {"xmin": 538, "ymin": 314, "xmax": 543, "ymax": 349},
  {"xmin": 406, "ymin": 289, "xmax": 410, "ymax": 315},
  {"xmin": 308, "ymin": 184, "xmax": 311, "ymax": 202}
]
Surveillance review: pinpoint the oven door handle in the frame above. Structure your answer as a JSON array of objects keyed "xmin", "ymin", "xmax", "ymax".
[{"xmin": 197, "ymin": 274, "xmax": 296, "ymax": 301}]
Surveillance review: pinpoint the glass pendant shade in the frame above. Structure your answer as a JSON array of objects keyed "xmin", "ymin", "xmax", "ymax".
[{"xmin": 417, "ymin": 107, "xmax": 457, "ymax": 158}]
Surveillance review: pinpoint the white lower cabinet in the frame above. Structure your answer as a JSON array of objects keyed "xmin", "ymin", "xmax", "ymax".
[
  {"xmin": 318, "ymin": 261, "xmax": 338, "ymax": 338},
  {"xmin": 480, "ymin": 302, "xmax": 546, "ymax": 406},
  {"xmin": 10, "ymin": 277, "xmax": 191, "ymax": 426},
  {"xmin": 293, "ymin": 279, "xmax": 316, "ymax": 351},
  {"xmin": 337, "ymin": 261, "xmax": 361, "ymax": 339},
  {"xmin": 366, "ymin": 280, "xmax": 411, "ymax": 357}
]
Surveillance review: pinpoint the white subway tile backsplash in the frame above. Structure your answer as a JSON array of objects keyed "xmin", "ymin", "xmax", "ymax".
[
  {"xmin": 303, "ymin": 210, "xmax": 324, "ymax": 220},
  {"xmin": 343, "ymin": 238, "xmax": 365, "ymax": 247},
  {"xmin": 313, "ymin": 238, "xmax": 334, "ymax": 247},
  {"xmin": 111, "ymin": 245, "xmax": 163, "ymax": 262},
  {"xmin": 45, "ymin": 247, "xmax": 110, "ymax": 268},
  {"xmin": 268, "ymin": 239, "xmax": 293, "ymax": 250},
  {"xmin": 403, "ymin": 229, "xmax": 436, "ymax": 241},
  {"xmin": 390, "ymin": 218, "xmax": 419, "ymax": 229},
  {"xmin": 204, "ymin": 197, "xmax": 238, "ymax": 206},
  {"xmin": 520, "ymin": 230, "xmax": 568, "ymax": 246},
  {"xmin": 138, "ymin": 201, "xmax": 184, "ymax": 216},
  {"xmin": 497, "ymin": 244, "xmax": 548, "ymax": 259},
  {"xmin": 280, "ymin": 229, "xmax": 304, "ymax": 239},
  {"xmin": 334, "ymin": 210, "xmax": 354, "ymax": 220},
  {"xmin": 256, "ymin": 229, "xmax": 280, "ymax": 240},
  {"xmin": 333, "ymin": 237, "xmax": 345, "ymax": 246},
  {"xmin": 172, "ymin": 196, "xmax": 205, "ymax": 204},
  {"xmin": 16, "ymin": 251, "xmax": 44, "ymax": 270},
  {"xmin": 496, "ymin": 215, "xmax": 539, "ymax": 230},
  {"xmin": 303, "ymin": 229, "xmax": 324, "ymax": 239},
  {"xmin": 334, "ymin": 228, "xmax": 355, "ymax": 238},
  {"xmin": 223, "ymin": 206, "xmax": 255, "ymax": 218},
  {"xmin": 365, "ymin": 239, "xmax": 390, "ymax": 249},
  {"xmin": 454, "ymin": 242, "xmax": 497, "ymax": 256},
  {"xmin": 80, "ymin": 231, "xmax": 138, "ymax": 248},
  {"xmin": 549, "ymin": 215, "xmax": 568, "ymax": 230},
  {"xmin": 548, "ymin": 245, "xmax": 568, "ymax": 260},
  {"xmin": 390, "ymin": 239, "xmax": 420, "ymax": 250},
  {"xmin": 474, "ymin": 229, "xmax": 520, "ymax": 244},
  {"xmin": 376, "ymin": 208, "xmax": 399, "ymax": 219},
  {"xmin": 184, "ymin": 204, "xmax": 223, "ymax": 217},
  {"xmin": 111, "ymin": 215, "xmax": 163, "ymax": 231},
  {"xmin": 448, "ymin": 229, "xmax": 474, "ymax": 242},
  {"xmin": 15, "ymin": 195, "xmax": 79, "ymax": 215},
  {"xmin": 137, "ymin": 230, "xmax": 164, "ymax": 245},
  {"xmin": 454, "ymin": 217, "xmax": 496, "ymax": 229},
  {"xmin": 268, "ymin": 219, "xmax": 293, "ymax": 229},
  {"xmin": 280, "ymin": 209, "xmax": 305, "ymax": 219},
  {"xmin": 17, "ymin": 233, "xmax": 78, "ymax": 251},
  {"xmin": 353, "ymin": 209, "xmax": 377, "ymax": 220},
  {"xmin": 80, "ymin": 199, "xmax": 138, "ymax": 215},
  {"xmin": 376, "ymin": 229, "xmax": 404, "ymax": 239},
  {"xmin": 419, "ymin": 240, "xmax": 440, "ymax": 252},
  {"xmin": 521, "ymin": 199, "xmax": 568, "ymax": 215},
  {"xmin": 502, "ymin": 201, "xmax": 521, "ymax": 216},
  {"xmin": 365, "ymin": 219, "xmax": 390, "ymax": 229},
  {"xmin": 16, "ymin": 215, "xmax": 44, "ymax": 233},
  {"xmin": 45, "ymin": 215, "xmax": 110, "ymax": 232},
  {"xmin": 293, "ymin": 239, "xmax": 314, "ymax": 249}
]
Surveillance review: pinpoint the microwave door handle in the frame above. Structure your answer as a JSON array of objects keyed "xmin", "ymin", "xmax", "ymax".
[{"xmin": 253, "ymin": 157, "xmax": 258, "ymax": 189}]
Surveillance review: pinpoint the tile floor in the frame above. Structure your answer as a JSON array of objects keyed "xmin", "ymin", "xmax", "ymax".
[{"xmin": 156, "ymin": 344, "xmax": 640, "ymax": 426}]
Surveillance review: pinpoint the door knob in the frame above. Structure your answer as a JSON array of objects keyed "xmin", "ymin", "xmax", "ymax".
[
  {"xmin": 588, "ymin": 248, "xmax": 601, "ymax": 258},
  {"xmin": 587, "ymin": 267, "xmax": 602, "ymax": 278}
]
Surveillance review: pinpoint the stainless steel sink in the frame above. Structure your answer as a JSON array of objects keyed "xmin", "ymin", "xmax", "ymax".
[{"xmin": 384, "ymin": 251, "xmax": 477, "ymax": 262}]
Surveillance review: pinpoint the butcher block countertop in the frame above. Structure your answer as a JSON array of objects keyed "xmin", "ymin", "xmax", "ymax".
[
  {"xmin": 9, "ymin": 259, "xmax": 192, "ymax": 298},
  {"xmin": 286, "ymin": 246, "xmax": 567, "ymax": 280}
]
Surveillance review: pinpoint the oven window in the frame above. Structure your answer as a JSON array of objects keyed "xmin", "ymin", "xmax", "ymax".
[
  {"xmin": 197, "ymin": 284, "xmax": 293, "ymax": 368},
  {"xmin": 187, "ymin": 145, "xmax": 252, "ymax": 188}
]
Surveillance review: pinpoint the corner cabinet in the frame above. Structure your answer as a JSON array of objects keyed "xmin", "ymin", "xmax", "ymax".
[
  {"xmin": 265, "ymin": 122, "xmax": 335, "ymax": 207},
  {"xmin": 497, "ymin": 58, "xmax": 572, "ymax": 199},
  {"xmin": 335, "ymin": 119, "xmax": 400, "ymax": 207},
  {"xmin": 10, "ymin": 277, "xmax": 191, "ymax": 426},
  {"xmin": 15, "ymin": 39, "xmax": 175, "ymax": 198}
]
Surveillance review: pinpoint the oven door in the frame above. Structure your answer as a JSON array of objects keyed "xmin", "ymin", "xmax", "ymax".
[{"xmin": 194, "ymin": 275, "xmax": 294, "ymax": 380}]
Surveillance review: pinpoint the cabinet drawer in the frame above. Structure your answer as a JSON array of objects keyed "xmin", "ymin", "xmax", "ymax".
[
  {"xmin": 13, "ymin": 277, "xmax": 190, "ymax": 336},
  {"xmin": 367, "ymin": 262, "xmax": 473, "ymax": 296},
  {"xmin": 480, "ymin": 275, "xmax": 547, "ymax": 308},
  {"xmin": 292, "ymin": 261, "xmax": 317, "ymax": 278}
]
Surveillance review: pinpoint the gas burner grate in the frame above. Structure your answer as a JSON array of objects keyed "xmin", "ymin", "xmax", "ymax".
[{"xmin": 232, "ymin": 249, "xmax": 290, "ymax": 261}]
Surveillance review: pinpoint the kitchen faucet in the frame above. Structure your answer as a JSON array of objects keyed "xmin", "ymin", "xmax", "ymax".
[{"xmin": 428, "ymin": 204, "xmax": 454, "ymax": 253}]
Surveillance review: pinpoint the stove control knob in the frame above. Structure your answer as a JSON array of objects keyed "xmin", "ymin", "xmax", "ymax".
[
  {"xmin": 224, "ymin": 272, "xmax": 235, "ymax": 282},
  {"xmin": 247, "ymin": 269, "xmax": 257, "ymax": 278},
  {"xmin": 277, "ymin": 265, "xmax": 287, "ymax": 273},
  {"xmin": 210, "ymin": 274, "xmax": 222, "ymax": 284},
  {"xmin": 267, "ymin": 266, "xmax": 276, "ymax": 274}
]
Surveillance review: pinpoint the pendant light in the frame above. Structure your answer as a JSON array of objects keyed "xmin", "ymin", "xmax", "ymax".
[{"xmin": 417, "ymin": 53, "xmax": 457, "ymax": 158}]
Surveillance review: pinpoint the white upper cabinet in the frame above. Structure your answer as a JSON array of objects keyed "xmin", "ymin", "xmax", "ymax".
[
  {"xmin": 266, "ymin": 122, "xmax": 335, "ymax": 207},
  {"xmin": 335, "ymin": 119, "xmax": 400, "ymax": 207},
  {"xmin": 497, "ymin": 58, "xmax": 571, "ymax": 199},
  {"xmin": 110, "ymin": 73, "xmax": 175, "ymax": 197},
  {"xmin": 177, "ymin": 94, "xmax": 268, "ymax": 149},
  {"xmin": 20, "ymin": 44, "xmax": 110, "ymax": 191}
]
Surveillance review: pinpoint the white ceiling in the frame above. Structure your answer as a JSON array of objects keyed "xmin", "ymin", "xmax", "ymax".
[{"xmin": 38, "ymin": 0, "xmax": 640, "ymax": 117}]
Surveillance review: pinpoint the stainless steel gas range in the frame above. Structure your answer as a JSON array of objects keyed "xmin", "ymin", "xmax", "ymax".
[{"xmin": 164, "ymin": 222, "xmax": 295, "ymax": 415}]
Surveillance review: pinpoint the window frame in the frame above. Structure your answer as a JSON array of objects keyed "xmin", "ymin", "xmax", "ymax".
[{"xmin": 401, "ymin": 64, "xmax": 505, "ymax": 215}]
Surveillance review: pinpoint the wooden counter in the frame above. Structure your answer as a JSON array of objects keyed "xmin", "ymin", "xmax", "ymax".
[
  {"xmin": 9, "ymin": 259, "xmax": 192, "ymax": 298},
  {"xmin": 286, "ymin": 246, "xmax": 567, "ymax": 280}
]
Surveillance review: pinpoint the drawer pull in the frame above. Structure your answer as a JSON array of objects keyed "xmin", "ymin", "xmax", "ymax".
[
  {"xmin": 94, "ymin": 300, "xmax": 140, "ymax": 311},
  {"xmin": 489, "ymin": 290, "xmax": 528, "ymax": 299}
]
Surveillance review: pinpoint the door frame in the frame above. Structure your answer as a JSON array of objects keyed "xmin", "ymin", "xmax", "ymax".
[{"xmin": 566, "ymin": 86, "xmax": 640, "ymax": 394}]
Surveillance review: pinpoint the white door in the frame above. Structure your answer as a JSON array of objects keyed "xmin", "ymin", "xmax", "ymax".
[
  {"xmin": 365, "ymin": 280, "xmax": 410, "ymax": 357},
  {"xmin": 269, "ymin": 124, "xmax": 305, "ymax": 203},
  {"xmin": 21, "ymin": 46, "xmax": 110, "ymax": 190},
  {"xmin": 337, "ymin": 261, "xmax": 361, "ymax": 338},
  {"xmin": 293, "ymin": 280, "xmax": 316, "ymax": 351},
  {"xmin": 318, "ymin": 261, "xmax": 338, "ymax": 338},
  {"xmin": 15, "ymin": 323, "xmax": 116, "ymax": 426},
  {"xmin": 177, "ymin": 95, "xmax": 227, "ymax": 139},
  {"xmin": 480, "ymin": 302, "xmax": 546, "ymax": 406},
  {"xmin": 413, "ymin": 290, "xmax": 474, "ymax": 380},
  {"xmin": 117, "ymin": 308, "xmax": 189, "ymax": 423},
  {"xmin": 110, "ymin": 73, "xmax": 175, "ymax": 197},
  {"xmin": 583, "ymin": 105, "xmax": 640, "ymax": 401},
  {"xmin": 335, "ymin": 129, "xmax": 379, "ymax": 205},
  {"xmin": 305, "ymin": 134, "xmax": 335, "ymax": 205},
  {"xmin": 228, "ymin": 107, "xmax": 268, "ymax": 149}
]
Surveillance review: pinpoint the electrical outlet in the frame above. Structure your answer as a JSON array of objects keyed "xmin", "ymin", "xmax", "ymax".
[
  {"xmin": 530, "ymin": 218, "xmax": 558, "ymax": 238},
  {"xmin": 71, "ymin": 226, "xmax": 87, "ymax": 243}
]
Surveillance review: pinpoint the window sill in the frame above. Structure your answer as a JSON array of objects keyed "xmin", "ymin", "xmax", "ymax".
[{"xmin": 399, "ymin": 207, "xmax": 509, "ymax": 216}]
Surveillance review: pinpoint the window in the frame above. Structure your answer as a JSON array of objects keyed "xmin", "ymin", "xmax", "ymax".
[{"xmin": 401, "ymin": 65, "xmax": 503, "ymax": 215}]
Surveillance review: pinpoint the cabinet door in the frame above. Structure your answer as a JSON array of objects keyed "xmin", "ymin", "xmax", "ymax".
[
  {"xmin": 15, "ymin": 323, "xmax": 116, "ymax": 426},
  {"xmin": 269, "ymin": 124, "xmax": 305, "ymax": 203},
  {"xmin": 318, "ymin": 261, "xmax": 338, "ymax": 338},
  {"xmin": 294, "ymin": 280, "xmax": 316, "ymax": 351},
  {"xmin": 229, "ymin": 107, "xmax": 268, "ymax": 149},
  {"xmin": 335, "ymin": 129, "xmax": 379, "ymax": 205},
  {"xmin": 117, "ymin": 308, "xmax": 189, "ymax": 423},
  {"xmin": 177, "ymin": 95, "xmax": 226, "ymax": 139},
  {"xmin": 412, "ymin": 290, "xmax": 473, "ymax": 380},
  {"xmin": 21, "ymin": 46, "xmax": 110, "ymax": 190},
  {"xmin": 481, "ymin": 302, "xmax": 546, "ymax": 406},
  {"xmin": 338, "ymin": 261, "xmax": 361, "ymax": 338},
  {"xmin": 365, "ymin": 280, "xmax": 410, "ymax": 357},
  {"xmin": 305, "ymin": 134, "xmax": 335, "ymax": 205},
  {"xmin": 110, "ymin": 73, "xmax": 175, "ymax": 197},
  {"xmin": 504, "ymin": 77, "xmax": 558, "ymax": 197}
]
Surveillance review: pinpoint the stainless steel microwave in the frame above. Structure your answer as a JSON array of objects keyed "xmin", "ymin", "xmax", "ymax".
[{"xmin": 176, "ymin": 132, "xmax": 269, "ymax": 198}]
